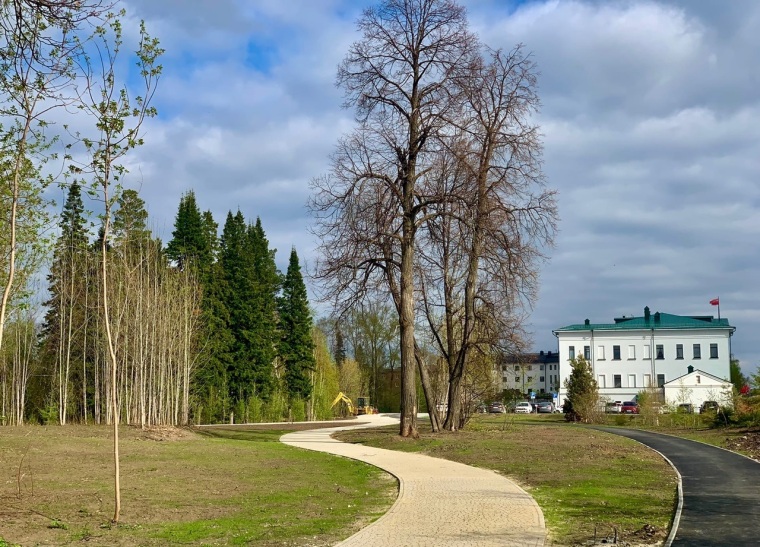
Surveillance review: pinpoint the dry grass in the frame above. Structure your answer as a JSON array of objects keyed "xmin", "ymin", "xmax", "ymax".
[{"xmin": 0, "ymin": 424, "xmax": 395, "ymax": 546}]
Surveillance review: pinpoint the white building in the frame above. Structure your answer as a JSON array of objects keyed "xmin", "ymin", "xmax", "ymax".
[
  {"xmin": 499, "ymin": 351, "xmax": 561, "ymax": 395},
  {"xmin": 553, "ymin": 307, "xmax": 735, "ymax": 410}
]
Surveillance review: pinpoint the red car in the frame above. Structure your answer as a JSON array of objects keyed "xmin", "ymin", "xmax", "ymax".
[{"xmin": 621, "ymin": 401, "xmax": 639, "ymax": 414}]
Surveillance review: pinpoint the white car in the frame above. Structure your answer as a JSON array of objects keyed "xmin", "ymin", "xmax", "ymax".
[{"xmin": 514, "ymin": 401, "xmax": 533, "ymax": 414}]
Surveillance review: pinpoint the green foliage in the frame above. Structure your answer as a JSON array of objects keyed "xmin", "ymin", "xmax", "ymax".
[
  {"xmin": 278, "ymin": 248, "xmax": 314, "ymax": 400},
  {"xmin": 563, "ymin": 356, "xmax": 601, "ymax": 423},
  {"xmin": 166, "ymin": 190, "xmax": 211, "ymax": 272},
  {"xmin": 730, "ymin": 359, "xmax": 749, "ymax": 392},
  {"xmin": 219, "ymin": 213, "xmax": 280, "ymax": 403}
]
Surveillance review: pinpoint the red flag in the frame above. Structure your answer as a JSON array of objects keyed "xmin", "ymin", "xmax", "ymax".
[{"xmin": 710, "ymin": 298, "xmax": 719, "ymax": 306}]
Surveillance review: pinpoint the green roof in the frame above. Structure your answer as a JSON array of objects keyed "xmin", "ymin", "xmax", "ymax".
[{"xmin": 555, "ymin": 311, "xmax": 734, "ymax": 333}]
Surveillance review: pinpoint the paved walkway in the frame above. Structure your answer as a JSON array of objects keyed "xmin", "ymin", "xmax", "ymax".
[
  {"xmin": 595, "ymin": 427, "xmax": 760, "ymax": 547},
  {"xmin": 280, "ymin": 414, "xmax": 546, "ymax": 547}
]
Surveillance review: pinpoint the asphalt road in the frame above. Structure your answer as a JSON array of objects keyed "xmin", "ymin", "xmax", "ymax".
[{"xmin": 595, "ymin": 427, "xmax": 760, "ymax": 546}]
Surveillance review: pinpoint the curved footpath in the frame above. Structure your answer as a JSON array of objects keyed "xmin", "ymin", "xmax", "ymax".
[
  {"xmin": 280, "ymin": 414, "xmax": 546, "ymax": 547},
  {"xmin": 595, "ymin": 427, "xmax": 760, "ymax": 547}
]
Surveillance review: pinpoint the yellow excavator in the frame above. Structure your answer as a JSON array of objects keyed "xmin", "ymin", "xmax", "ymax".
[
  {"xmin": 331, "ymin": 393, "xmax": 378, "ymax": 416},
  {"xmin": 331, "ymin": 392, "xmax": 356, "ymax": 416}
]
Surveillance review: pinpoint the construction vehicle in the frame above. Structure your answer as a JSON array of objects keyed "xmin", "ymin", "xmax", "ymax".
[
  {"xmin": 356, "ymin": 396, "xmax": 377, "ymax": 415},
  {"xmin": 331, "ymin": 392, "xmax": 356, "ymax": 416},
  {"xmin": 330, "ymin": 393, "xmax": 378, "ymax": 417}
]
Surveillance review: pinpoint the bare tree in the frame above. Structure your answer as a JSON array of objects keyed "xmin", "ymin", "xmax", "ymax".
[
  {"xmin": 418, "ymin": 46, "xmax": 557, "ymax": 429},
  {"xmin": 311, "ymin": 0, "xmax": 476, "ymax": 437}
]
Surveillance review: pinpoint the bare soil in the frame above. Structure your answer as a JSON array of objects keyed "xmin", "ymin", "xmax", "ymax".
[{"xmin": 723, "ymin": 428, "xmax": 760, "ymax": 460}]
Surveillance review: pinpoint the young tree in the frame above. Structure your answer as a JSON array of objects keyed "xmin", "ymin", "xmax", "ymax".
[
  {"xmin": 73, "ymin": 14, "xmax": 162, "ymax": 523},
  {"xmin": 311, "ymin": 0, "xmax": 477, "ymax": 437},
  {"xmin": 278, "ymin": 248, "xmax": 315, "ymax": 406},
  {"xmin": 563, "ymin": 356, "xmax": 600, "ymax": 423}
]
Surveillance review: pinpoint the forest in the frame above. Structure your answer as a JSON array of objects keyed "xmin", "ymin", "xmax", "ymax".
[{"xmin": 2, "ymin": 0, "xmax": 558, "ymax": 435}]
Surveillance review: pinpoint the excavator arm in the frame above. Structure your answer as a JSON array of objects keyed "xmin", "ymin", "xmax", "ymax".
[{"xmin": 330, "ymin": 392, "xmax": 355, "ymax": 415}]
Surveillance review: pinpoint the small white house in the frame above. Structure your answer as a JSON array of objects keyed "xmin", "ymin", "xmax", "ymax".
[
  {"xmin": 663, "ymin": 368, "xmax": 733, "ymax": 410},
  {"xmin": 553, "ymin": 306, "xmax": 735, "ymax": 409}
]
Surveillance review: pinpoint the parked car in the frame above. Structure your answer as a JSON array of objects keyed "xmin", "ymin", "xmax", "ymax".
[
  {"xmin": 620, "ymin": 401, "xmax": 639, "ymax": 414},
  {"xmin": 488, "ymin": 401, "xmax": 506, "ymax": 413},
  {"xmin": 605, "ymin": 401, "xmax": 623, "ymax": 413},
  {"xmin": 699, "ymin": 400, "xmax": 719, "ymax": 413},
  {"xmin": 676, "ymin": 403, "xmax": 694, "ymax": 414},
  {"xmin": 536, "ymin": 401, "xmax": 554, "ymax": 414},
  {"xmin": 476, "ymin": 404, "xmax": 488, "ymax": 414},
  {"xmin": 514, "ymin": 401, "xmax": 533, "ymax": 414}
]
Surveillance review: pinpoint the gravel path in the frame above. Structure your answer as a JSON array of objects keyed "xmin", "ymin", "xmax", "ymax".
[{"xmin": 280, "ymin": 414, "xmax": 546, "ymax": 547}]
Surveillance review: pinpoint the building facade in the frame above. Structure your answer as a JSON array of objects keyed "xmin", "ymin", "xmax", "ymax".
[
  {"xmin": 500, "ymin": 351, "xmax": 561, "ymax": 395},
  {"xmin": 553, "ymin": 307, "xmax": 735, "ymax": 408}
]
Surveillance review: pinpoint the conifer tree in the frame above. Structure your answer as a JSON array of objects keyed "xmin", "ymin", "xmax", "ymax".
[
  {"xmin": 279, "ymin": 248, "xmax": 314, "ymax": 400},
  {"xmin": 218, "ymin": 213, "xmax": 279, "ymax": 403},
  {"xmin": 166, "ymin": 190, "xmax": 208, "ymax": 271}
]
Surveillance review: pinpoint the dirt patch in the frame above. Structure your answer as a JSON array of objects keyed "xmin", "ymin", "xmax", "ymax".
[
  {"xmin": 724, "ymin": 428, "xmax": 760, "ymax": 460},
  {"xmin": 139, "ymin": 426, "xmax": 198, "ymax": 441},
  {"xmin": 194, "ymin": 419, "xmax": 367, "ymax": 432}
]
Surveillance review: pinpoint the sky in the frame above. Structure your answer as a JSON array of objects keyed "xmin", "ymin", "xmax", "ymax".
[{"xmin": 106, "ymin": 0, "xmax": 760, "ymax": 374}]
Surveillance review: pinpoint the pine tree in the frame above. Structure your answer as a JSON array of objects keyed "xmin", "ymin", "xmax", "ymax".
[
  {"xmin": 166, "ymin": 191, "xmax": 209, "ymax": 271},
  {"xmin": 40, "ymin": 182, "xmax": 91, "ymax": 423},
  {"xmin": 217, "ymin": 213, "xmax": 278, "ymax": 403},
  {"xmin": 334, "ymin": 321, "xmax": 346, "ymax": 367},
  {"xmin": 278, "ymin": 248, "xmax": 314, "ymax": 400}
]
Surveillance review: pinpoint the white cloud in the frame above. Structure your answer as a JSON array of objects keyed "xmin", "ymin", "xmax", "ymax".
[{"xmin": 57, "ymin": 0, "xmax": 759, "ymax": 374}]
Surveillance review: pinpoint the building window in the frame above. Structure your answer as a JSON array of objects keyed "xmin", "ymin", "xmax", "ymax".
[
  {"xmin": 676, "ymin": 344, "xmax": 683, "ymax": 360},
  {"xmin": 628, "ymin": 345, "xmax": 635, "ymax": 359},
  {"xmin": 657, "ymin": 374, "xmax": 665, "ymax": 387},
  {"xmin": 613, "ymin": 345, "xmax": 621, "ymax": 360},
  {"xmin": 693, "ymin": 344, "xmax": 701, "ymax": 359},
  {"xmin": 584, "ymin": 346, "xmax": 590, "ymax": 360},
  {"xmin": 540, "ymin": 364, "xmax": 544, "ymax": 371},
  {"xmin": 643, "ymin": 374, "xmax": 651, "ymax": 387},
  {"xmin": 515, "ymin": 376, "xmax": 520, "ymax": 382},
  {"xmin": 540, "ymin": 376, "xmax": 545, "ymax": 382},
  {"xmin": 628, "ymin": 374, "xmax": 636, "ymax": 388},
  {"xmin": 598, "ymin": 375, "xmax": 606, "ymax": 388},
  {"xmin": 527, "ymin": 376, "xmax": 533, "ymax": 382},
  {"xmin": 656, "ymin": 344, "xmax": 664, "ymax": 359},
  {"xmin": 597, "ymin": 345, "xmax": 605, "ymax": 360},
  {"xmin": 614, "ymin": 374, "xmax": 622, "ymax": 388},
  {"xmin": 569, "ymin": 346, "xmax": 575, "ymax": 360},
  {"xmin": 528, "ymin": 365, "xmax": 533, "ymax": 371},
  {"xmin": 515, "ymin": 365, "xmax": 520, "ymax": 371},
  {"xmin": 710, "ymin": 344, "xmax": 718, "ymax": 359},
  {"xmin": 696, "ymin": 375, "xmax": 701, "ymax": 384},
  {"xmin": 643, "ymin": 344, "xmax": 651, "ymax": 359}
]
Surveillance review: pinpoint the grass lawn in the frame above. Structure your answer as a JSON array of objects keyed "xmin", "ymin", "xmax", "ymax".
[
  {"xmin": 0, "ymin": 424, "xmax": 395, "ymax": 546},
  {"xmin": 336, "ymin": 414, "xmax": 678, "ymax": 546}
]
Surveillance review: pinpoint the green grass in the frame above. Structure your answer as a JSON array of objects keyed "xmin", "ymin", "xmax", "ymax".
[
  {"xmin": 0, "ymin": 424, "xmax": 395, "ymax": 546},
  {"xmin": 336, "ymin": 413, "xmax": 677, "ymax": 545}
]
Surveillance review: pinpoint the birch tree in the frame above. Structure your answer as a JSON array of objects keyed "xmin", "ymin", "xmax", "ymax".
[{"xmin": 72, "ymin": 13, "xmax": 161, "ymax": 523}]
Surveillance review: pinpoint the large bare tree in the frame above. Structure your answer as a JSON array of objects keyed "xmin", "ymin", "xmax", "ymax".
[
  {"xmin": 418, "ymin": 46, "xmax": 558, "ymax": 429},
  {"xmin": 311, "ymin": 0, "xmax": 476, "ymax": 437}
]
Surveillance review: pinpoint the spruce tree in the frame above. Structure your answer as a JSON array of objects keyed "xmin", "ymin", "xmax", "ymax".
[
  {"xmin": 166, "ymin": 190, "xmax": 208, "ymax": 271},
  {"xmin": 41, "ymin": 182, "xmax": 91, "ymax": 422},
  {"xmin": 278, "ymin": 248, "xmax": 314, "ymax": 400}
]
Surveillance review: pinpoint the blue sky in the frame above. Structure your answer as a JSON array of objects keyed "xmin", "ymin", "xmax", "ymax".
[{"xmin": 110, "ymin": 0, "xmax": 760, "ymax": 375}]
